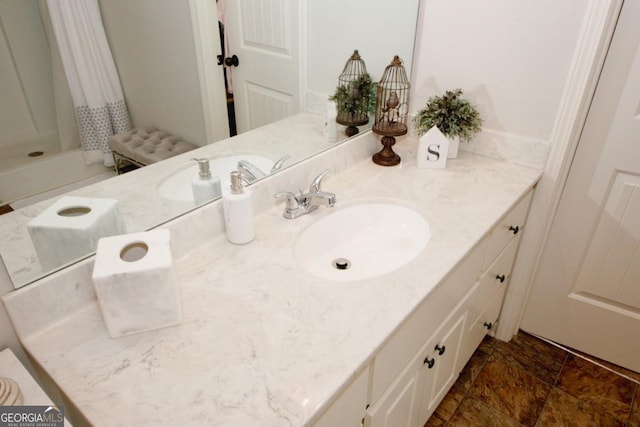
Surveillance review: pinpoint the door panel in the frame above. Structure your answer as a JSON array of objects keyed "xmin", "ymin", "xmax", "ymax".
[
  {"xmin": 226, "ymin": 0, "xmax": 300, "ymax": 133},
  {"xmin": 575, "ymin": 173, "xmax": 640, "ymax": 310},
  {"xmin": 521, "ymin": 0, "xmax": 640, "ymax": 371}
]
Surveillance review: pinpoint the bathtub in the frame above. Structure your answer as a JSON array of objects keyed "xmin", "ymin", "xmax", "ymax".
[{"xmin": 0, "ymin": 148, "xmax": 111, "ymax": 206}]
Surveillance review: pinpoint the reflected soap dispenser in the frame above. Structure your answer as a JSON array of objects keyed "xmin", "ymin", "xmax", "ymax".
[
  {"xmin": 191, "ymin": 158, "xmax": 221, "ymax": 205},
  {"xmin": 222, "ymin": 171, "xmax": 255, "ymax": 244}
]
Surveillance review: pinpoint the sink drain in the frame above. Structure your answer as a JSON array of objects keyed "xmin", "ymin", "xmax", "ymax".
[{"xmin": 332, "ymin": 258, "xmax": 351, "ymax": 270}]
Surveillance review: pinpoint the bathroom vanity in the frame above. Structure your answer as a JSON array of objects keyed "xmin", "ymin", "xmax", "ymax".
[{"xmin": 3, "ymin": 132, "xmax": 540, "ymax": 426}]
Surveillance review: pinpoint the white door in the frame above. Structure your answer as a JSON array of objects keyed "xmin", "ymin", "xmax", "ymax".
[
  {"xmin": 225, "ymin": 0, "xmax": 301, "ymax": 134},
  {"xmin": 521, "ymin": 0, "xmax": 640, "ymax": 372}
]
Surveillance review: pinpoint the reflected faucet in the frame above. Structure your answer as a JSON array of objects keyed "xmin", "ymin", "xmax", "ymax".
[
  {"xmin": 274, "ymin": 169, "xmax": 336, "ymax": 219},
  {"xmin": 270, "ymin": 155, "xmax": 291, "ymax": 173},
  {"xmin": 237, "ymin": 160, "xmax": 266, "ymax": 183},
  {"xmin": 237, "ymin": 155, "xmax": 290, "ymax": 184}
]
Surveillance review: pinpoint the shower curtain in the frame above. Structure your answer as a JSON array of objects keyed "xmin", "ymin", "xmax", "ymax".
[{"xmin": 46, "ymin": 0, "xmax": 131, "ymax": 167}]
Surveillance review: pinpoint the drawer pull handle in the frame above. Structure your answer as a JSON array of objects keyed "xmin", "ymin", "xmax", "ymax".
[
  {"xmin": 509, "ymin": 225, "xmax": 520, "ymax": 235},
  {"xmin": 484, "ymin": 321, "xmax": 493, "ymax": 330},
  {"xmin": 496, "ymin": 274, "xmax": 506, "ymax": 283},
  {"xmin": 435, "ymin": 344, "xmax": 446, "ymax": 356},
  {"xmin": 424, "ymin": 356, "xmax": 435, "ymax": 369}
]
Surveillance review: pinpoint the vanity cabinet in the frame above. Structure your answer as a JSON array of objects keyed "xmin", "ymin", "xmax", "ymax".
[{"xmin": 310, "ymin": 189, "xmax": 532, "ymax": 427}]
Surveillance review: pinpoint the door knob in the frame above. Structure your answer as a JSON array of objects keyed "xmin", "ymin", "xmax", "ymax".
[{"xmin": 217, "ymin": 54, "xmax": 239, "ymax": 67}]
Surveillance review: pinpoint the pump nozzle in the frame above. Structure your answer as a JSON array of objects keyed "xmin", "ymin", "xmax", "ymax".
[{"xmin": 191, "ymin": 158, "xmax": 211, "ymax": 179}]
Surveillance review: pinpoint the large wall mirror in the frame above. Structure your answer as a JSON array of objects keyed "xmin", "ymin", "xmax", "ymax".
[{"xmin": 0, "ymin": 0, "xmax": 420, "ymax": 289}]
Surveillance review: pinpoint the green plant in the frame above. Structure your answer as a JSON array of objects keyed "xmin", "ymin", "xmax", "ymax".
[
  {"xmin": 413, "ymin": 89, "xmax": 482, "ymax": 141},
  {"xmin": 329, "ymin": 73, "xmax": 376, "ymax": 117}
]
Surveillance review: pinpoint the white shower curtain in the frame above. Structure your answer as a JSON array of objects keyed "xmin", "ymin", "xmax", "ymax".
[{"xmin": 46, "ymin": 0, "xmax": 131, "ymax": 167}]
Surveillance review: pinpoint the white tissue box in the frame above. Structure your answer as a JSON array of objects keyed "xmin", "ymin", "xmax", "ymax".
[
  {"xmin": 92, "ymin": 229, "xmax": 182, "ymax": 338},
  {"xmin": 27, "ymin": 196, "xmax": 126, "ymax": 271}
]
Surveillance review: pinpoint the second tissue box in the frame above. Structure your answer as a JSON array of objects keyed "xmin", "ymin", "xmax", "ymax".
[{"xmin": 92, "ymin": 229, "xmax": 182, "ymax": 338}]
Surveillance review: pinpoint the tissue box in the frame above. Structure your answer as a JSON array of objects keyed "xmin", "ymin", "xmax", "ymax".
[
  {"xmin": 27, "ymin": 196, "xmax": 126, "ymax": 271},
  {"xmin": 92, "ymin": 229, "xmax": 182, "ymax": 338}
]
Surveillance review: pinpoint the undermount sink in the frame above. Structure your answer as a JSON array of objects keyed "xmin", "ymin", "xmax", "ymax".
[
  {"xmin": 157, "ymin": 154, "xmax": 274, "ymax": 202},
  {"xmin": 294, "ymin": 203, "xmax": 430, "ymax": 282}
]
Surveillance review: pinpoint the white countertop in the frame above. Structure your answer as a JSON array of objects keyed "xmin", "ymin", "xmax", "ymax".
[{"xmin": 5, "ymin": 145, "xmax": 540, "ymax": 426}]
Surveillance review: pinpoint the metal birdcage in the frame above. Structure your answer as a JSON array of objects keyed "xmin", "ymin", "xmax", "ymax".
[
  {"xmin": 372, "ymin": 55, "xmax": 410, "ymax": 166},
  {"xmin": 334, "ymin": 50, "xmax": 372, "ymax": 136}
]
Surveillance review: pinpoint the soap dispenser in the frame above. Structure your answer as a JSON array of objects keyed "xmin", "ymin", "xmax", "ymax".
[
  {"xmin": 222, "ymin": 171, "xmax": 255, "ymax": 244},
  {"xmin": 191, "ymin": 158, "xmax": 221, "ymax": 205}
]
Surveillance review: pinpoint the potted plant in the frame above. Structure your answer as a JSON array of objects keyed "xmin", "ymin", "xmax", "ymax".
[{"xmin": 413, "ymin": 88, "xmax": 482, "ymax": 158}]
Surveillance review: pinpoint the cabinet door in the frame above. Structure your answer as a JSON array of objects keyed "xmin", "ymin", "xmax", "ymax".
[
  {"xmin": 312, "ymin": 366, "xmax": 369, "ymax": 427},
  {"xmin": 365, "ymin": 352, "xmax": 423, "ymax": 427},
  {"xmin": 418, "ymin": 312, "xmax": 466, "ymax": 424}
]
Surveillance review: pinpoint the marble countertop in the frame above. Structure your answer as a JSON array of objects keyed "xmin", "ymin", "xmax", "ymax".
[{"xmin": 5, "ymin": 143, "xmax": 540, "ymax": 425}]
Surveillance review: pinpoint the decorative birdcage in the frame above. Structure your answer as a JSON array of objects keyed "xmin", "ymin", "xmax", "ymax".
[
  {"xmin": 331, "ymin": 50, "xmax": 374, "ymax": 137},
  {"xmin": 372, "ymin": 55, "xmax": 410, "ymax": 166}
]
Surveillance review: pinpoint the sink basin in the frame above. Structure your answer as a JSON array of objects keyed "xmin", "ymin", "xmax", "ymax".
[
  {"xmin": 157, "ymin": 154, "xmax": 274, "ymax": 202},
  {"xmin": 294, "ymin": 203, "xmax": 430, "ymax": 282}
]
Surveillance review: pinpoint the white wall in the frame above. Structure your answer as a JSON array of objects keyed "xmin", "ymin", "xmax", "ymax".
[
  {"xmin": 99, "ymin": 0, "xmax": 208, "ymax": 146},
  {"xmin": 0, "ymin": 0, "xmax": 58, "ymax": 147},
  {"xmin": 306, "ymin": 0, "xmax": 420, "ymax": 113},
  {"xmin": 411, "ymin": 0, "xmax": 589, "ymax": 163}
]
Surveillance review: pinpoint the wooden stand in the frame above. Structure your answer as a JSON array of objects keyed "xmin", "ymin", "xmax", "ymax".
[
  {"xmin": 372, "ymin": 123, "xmax": 407, "ymax": 167},
  {"xmin": 337, "ymin": 114, "xmax": 369, "ymax": 138},
  {"xmin": 372, "ymin": 136, "xmax": 401, "ymax": 166}
]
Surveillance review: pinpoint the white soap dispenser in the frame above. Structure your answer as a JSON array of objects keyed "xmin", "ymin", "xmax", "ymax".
[
  {"xmin": 191, "ymin": 158, "xmax": 221, "ymax": 205},
  {"xmin": 222, "ymin": 171, "xmax": 255, "ymax": 244}
]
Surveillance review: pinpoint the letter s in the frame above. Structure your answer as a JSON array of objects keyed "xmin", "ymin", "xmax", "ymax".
[{"xmin": 427, "ymin": 144, "xmax": 440, "ymax": 161}]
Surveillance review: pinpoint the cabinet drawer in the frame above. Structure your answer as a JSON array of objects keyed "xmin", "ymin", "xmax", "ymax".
[
  {"xmin": 370, "ymin": 236, "xmax": 488, "ymax": 403},
  {"xmin": 484, "ymin": 190, "xmax": 532, "ymax": 269},
  {"xmin": 469, "ymin": 236, "xmax": 519, "ymax": 332},
  {"xmin": 464, "ymin": 284, "xmax": 507, "ymax": 357}
]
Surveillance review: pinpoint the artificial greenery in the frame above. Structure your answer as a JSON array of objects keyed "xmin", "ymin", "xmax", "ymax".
[
  {"xmin": 329, "ymin": 73, "xmax": 376, "ymax": 118},
  {"xmin": 413, "ymin": 89, "xmax": 482, "ymax": 141}
]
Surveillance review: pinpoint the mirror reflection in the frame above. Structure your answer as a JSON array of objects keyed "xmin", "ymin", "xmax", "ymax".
[{"xmin": 0, "ymin": 0, "xmax": 420, "ymax": 289}]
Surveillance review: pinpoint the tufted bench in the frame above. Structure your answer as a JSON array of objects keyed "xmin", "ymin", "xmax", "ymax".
[{"xmin": 108, "ymin": 127, "xmax": 198, "ymax": 174}]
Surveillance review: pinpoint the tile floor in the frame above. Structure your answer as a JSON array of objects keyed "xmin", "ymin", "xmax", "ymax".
[{"xmin": 426, "ymin": 331, "xmax": 640, "ymax": 426}]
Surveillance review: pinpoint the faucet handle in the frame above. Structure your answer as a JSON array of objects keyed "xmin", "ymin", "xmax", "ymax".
[
  {"xmin": 310, "ymin": 169, "xmax": 332, "ymax": 193},
  {"xmin": 274, "ymin": 192, "xmax": 299, "ymax": 210},
  {"xmin": 271, "ymin": 155, "xmax": 291, "ymax": 173}
]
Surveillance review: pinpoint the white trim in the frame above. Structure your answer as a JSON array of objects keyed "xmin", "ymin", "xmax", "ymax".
[
  {"xmin": 189, "ymin": 0, "xmax": 230, "ymax": 143},
  {"xmin": 298, "ymin": 0, "xmax": 309, "ymax": 113},
  {"xmin": 496, "ymin": 0, "xmax": 624, "ymax": 341}
]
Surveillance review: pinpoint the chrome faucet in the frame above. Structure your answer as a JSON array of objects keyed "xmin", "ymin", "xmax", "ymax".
[
  {"xmin": 274, "ymin": 169, "xmax": 336, "ymax": 219},
  {"xmin": 237, "ymin": 160, "xmax": 266, "ymax": 183},
  {"xmin": 238, "ymin": 155, "xmax": 290, "ymax": 184}
]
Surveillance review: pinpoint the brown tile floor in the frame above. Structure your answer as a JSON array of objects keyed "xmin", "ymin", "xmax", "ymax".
[{"xmin": 426, "ymin": 331, "xmax": 640, "ymax": 426}]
